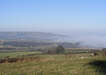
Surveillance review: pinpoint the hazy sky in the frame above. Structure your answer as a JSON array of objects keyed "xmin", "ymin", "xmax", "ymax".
[{"xmin": 0, "ymin": 0, "xmax": 105, "ymax": 34}]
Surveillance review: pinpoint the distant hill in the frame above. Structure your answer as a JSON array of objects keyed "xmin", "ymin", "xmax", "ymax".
[
  {"xmin": 0, "ymin": 32, "xmax": 66, "ymax": 41},
  {"xmin": 0, "ymin": 32, "xmax": 104, "ymax": 49},
  {"xmin": 0, "ymin": 32, "xmax": 81, "ymax": 48}
]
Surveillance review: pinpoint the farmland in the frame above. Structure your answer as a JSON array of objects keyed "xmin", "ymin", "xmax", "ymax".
[{"xmin": 0, "ymin": 51, "xmax": 42, "ymax": 59}]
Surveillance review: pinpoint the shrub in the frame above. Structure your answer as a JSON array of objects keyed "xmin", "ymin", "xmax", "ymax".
[{"xmin": 56, "ymin": 45, "xmax": 65, "ymax": 54}]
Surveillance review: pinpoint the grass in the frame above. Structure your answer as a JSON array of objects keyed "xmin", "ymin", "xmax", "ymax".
[
  {"xmin": 0, "ymin": 52, "xmax": 106, "ymax": 75},
  {"xmin": 0, "ymin": 51, "xmax": 42, "ymax": 58}
]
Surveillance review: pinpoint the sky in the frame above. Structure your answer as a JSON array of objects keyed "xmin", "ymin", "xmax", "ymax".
[
  {"xmin": 0, "ymin": 0, "xmax": 106, "ymax": 47},
  {"xmin": 0, "ymin": 0, "xmax": 105, "ymax": 32}
]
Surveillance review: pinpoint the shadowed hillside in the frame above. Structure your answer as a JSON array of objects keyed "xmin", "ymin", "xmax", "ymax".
[{"xmin": 89, "ymin": 60, "xmax": 106, "ymax": 75}]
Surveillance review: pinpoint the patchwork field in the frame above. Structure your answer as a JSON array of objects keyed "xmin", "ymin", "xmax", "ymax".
[{"xmin": 0, "ymin": 52, "xmax": 106, "ymax": 75}]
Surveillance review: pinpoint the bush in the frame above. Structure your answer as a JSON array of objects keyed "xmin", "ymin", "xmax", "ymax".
[{"xmin": 56, "ymin": 45, "xmax": 65, "ymax": 54}]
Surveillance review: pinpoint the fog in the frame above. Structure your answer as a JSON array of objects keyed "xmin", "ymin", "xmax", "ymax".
[
  {"xmin": 56, "ymin": 29, "xmax": 106, "ymax": 48},
  {"xmin": 36, "ymin": 27, "xmax": 104, "ymax": 48}
]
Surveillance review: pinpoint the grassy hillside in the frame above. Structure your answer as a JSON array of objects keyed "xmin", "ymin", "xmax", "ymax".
[{"xmin": 0, "ymin": 52, "xmax": 106, "ymax": 75}]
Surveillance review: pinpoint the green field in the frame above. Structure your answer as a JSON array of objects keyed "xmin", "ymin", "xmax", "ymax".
[
  {"xmin": 0, "ymin": 51, "xmax": 42, "ymax": 58},
  {"xmin": 0, "ymin": 52, "xmax": 106, "ymax": 75}
]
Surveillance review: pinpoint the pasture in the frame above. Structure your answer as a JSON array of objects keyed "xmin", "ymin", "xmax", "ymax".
[
  {"xmin": 0, "ymin": 51, "xmax": 106, "ymax": 75},
  {"xmin": 0, "ymin": 51, "xmax": 42, "ymax": 59}
]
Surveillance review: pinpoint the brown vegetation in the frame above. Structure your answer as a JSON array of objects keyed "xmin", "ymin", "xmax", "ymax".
[{"xmin": 0, "ymin": 56, "xmax": 41, "ymax": 64}]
